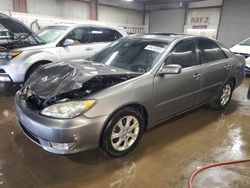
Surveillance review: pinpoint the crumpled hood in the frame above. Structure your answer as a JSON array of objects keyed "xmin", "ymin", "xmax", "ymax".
[{"xmin": 23, "ymin": 61, "xmax": 139, "ymax": 103}]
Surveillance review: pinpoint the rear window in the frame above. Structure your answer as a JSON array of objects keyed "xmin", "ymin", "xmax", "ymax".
[
  {"xmin": 90, "ymin": 27, "xmax": 122, "ymax": 43},
  {"xmin": 197, "ymin": 38, "xmax": 228, "ymax": 63},
  {"xmin": 216, "ymin": 41, "xmax": 234, "ymax": 58}
]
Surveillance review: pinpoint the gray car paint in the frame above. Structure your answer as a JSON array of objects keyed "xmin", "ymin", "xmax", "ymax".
[{"xmin": 15, "ymin": 34, "xmax": 245, "ymax": 154}]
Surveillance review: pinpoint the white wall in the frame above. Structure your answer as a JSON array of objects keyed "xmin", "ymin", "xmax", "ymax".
[
  {"xmin": 0, "ymin": 0, "xmax": 13, "ymax": 11},
  {"xmin": 149, "ymin": 9, "xmax": 185, "ymax": 33},
  {"xmin": 99, "ymin": 0, "xmax": 144, "ymax": 11},
  {"xmin": 217, "ymin": 0, "xmax": 250, "ymax": 47},
  {"xmin": 98, "ymin": 5, "xmax": 144, "ymax": 25},
  {"xmin": 26, "ymin": 0, "xmax": 90, "ymax": 20},
  {"xmin": 189, "ymin": 0, "xmax": 223, "ymax": 8},
  {"xmin": 0, "ymin": 0, "xmax": 146, "ymax": 33},
  {"xmin": 148, "ymin": 0, "xmax": 223, "ymax": 34}
]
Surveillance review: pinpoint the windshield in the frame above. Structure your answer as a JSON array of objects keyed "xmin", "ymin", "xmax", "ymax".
[
  {"xmin": 240, "ymin": 38, "xmax": 250, "ymax": 46},
  {"xmin": 37, "ymin": 26, "xmax": 68, "ymax": 43},
  {"xmin": 90, "ymin": 38, "xmax": 169, "ymax": 73}
]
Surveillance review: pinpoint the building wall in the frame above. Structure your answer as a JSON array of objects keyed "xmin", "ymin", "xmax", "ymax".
[
  {"xmin": 0, "ymin": 0, "xmax": 13, "ymax": 11},
  {"xmin": 217, "ymin": 0, "xmax": 250, "ymax": 47},
  {"xmin": 98, "ymin": 5, "xmax": 144, "ymax": 25},
  {"xmin": 149, "ymin": 9, "xmax": 185, "ymax": 33},
  {"xmin": 99, "ymin": 0, "xmax": 144, "ymax": 11},
  {"xmin": 26, "ymin": 0, "xmax": 90, "ymax": 20},
  {"xmin": 0, "ymin": 0, "xmax": 144, "ymax": 26}
]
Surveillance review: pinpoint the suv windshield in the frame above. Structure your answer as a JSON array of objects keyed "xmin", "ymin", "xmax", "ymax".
[
  {"xmin": 91, "ymin": 38, "xmax": 169, "ymax": 73},
  {"xmin": 37, "ymin": 26, "xmax": 68, "ymax": 43},
  {"xmin": 240, "ymin": 38, "xmax": 250, "ymax": 46}
]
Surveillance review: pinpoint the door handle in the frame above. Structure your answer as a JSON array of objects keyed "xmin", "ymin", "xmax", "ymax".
[
  {"xmin": 224, "ymin": 64, "xmax": 231, "ymax": 70},
  {"xmin": 85, "ymin": 47, "xmax": 93, "ymax": 51},
  {"xmin": 193, "ymin": 73, "xmax": 201, "ymax": 79}
]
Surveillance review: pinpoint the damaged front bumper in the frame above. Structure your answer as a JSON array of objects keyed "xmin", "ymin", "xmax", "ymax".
[
  {"xmin": 0, "ymin": 68, "xmax": 12, "ymax": 82},
  {"xmin": 0, "ymin": 73, "xmax": 12, "ymax": 82},
  {"xmin": 15, "ymin": 91, "xmax": 109, "ymax": 154}
]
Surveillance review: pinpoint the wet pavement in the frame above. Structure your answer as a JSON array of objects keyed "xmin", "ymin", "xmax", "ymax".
[{"xmin": 1, "ymin": 79, "xmax": 250, "ymax": 188}]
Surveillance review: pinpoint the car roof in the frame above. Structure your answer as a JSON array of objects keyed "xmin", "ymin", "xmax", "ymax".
[
  {"xmin": 130, "ymin": 33, "xmax": 212, "ymax": 43},
  {"xmin": 44, "ymin": 23, "xmax": 124, "ymax": 30}
]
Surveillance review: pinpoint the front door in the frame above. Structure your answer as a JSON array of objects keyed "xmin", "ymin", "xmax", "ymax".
[
  {"xmin": 153, "ymin": 39, "xmax": 202, "ymax": 123},
  {"xmin": 60, "ymin": 27, "xmax": 95, "ymax": 60}
]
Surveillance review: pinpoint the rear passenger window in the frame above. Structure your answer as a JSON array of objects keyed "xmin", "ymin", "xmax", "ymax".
[
  {"xmin": 197, "ymin": 38, "xmax": 228, "ymax": 63},
  {"xmin": 164, "ymin": 39, "xmax": 198, "ymax": 68},
  {"xmin": 90, "ymin": 27, "xmax": 122, "ymax": 42}
]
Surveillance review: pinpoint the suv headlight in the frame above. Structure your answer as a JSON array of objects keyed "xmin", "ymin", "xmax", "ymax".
[
  {"xmin": 0, "ymin": 51, "xmax": 22, "ymax": 60},
  {"xmin": 41, "ymin": 100, "xmax": 96, "ymax": 119}
]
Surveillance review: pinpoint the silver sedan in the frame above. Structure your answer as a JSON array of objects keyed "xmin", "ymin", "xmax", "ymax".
[{"xmin": 15, "ymin": 34, "xmax": 245, "ymax": 157}]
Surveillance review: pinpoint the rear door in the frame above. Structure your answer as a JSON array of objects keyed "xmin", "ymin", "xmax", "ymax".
[
  {"xmin": 196, "ymin": 38, "xmax": 231, "ymax": 103},
  {"xmin": 89, "ymin": 27, "xmax": 123, "ymax": 54},
  {"xmin": 153, "ymin": 39, "xmax": 202, "ymax": 123}
]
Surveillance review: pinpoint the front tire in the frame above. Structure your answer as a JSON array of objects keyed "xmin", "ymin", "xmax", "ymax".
[
  {"xmin": 25, "ymin": 62, "xmax": 48, "ymax": 82},
  {"xmin": 101, "ymin": 107, "xmax": 145, "ymax": 157},
  {"xmin": 210, "ymin": 80, "xmax": 234, "ymax": 110}
]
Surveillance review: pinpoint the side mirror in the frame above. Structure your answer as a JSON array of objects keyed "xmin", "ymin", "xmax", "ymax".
[
  {"xmin": 62, "ymin": 39, "xmax": 74, "ymax": 47},
  {"xmin": 159, "ymin": 64, "xmax": 182, "ymax": 75}
]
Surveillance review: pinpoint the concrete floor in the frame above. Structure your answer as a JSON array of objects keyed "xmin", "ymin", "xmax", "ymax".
[{"xmin": 1, "ymin": 78, "xmax": 250, "ymax": 188}]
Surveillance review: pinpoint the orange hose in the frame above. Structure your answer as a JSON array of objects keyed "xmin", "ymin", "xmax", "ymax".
[{"xmin": 188, "ymin": 158, "xmax": 250, "ymax": 188}]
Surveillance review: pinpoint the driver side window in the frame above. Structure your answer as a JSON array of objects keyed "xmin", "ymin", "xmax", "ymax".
[
  {"xmin": 164, "ymin": 39, "xmax": 198, "ymax": 68},
  {"xmin": 65, "ymin": 27, "xmax": 90, "ymax": 45}
]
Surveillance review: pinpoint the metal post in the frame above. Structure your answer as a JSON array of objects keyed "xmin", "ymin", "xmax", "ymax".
[
  {"xmin": 90, "ymin": 0, "xmax": 98, "ymax": 20},
  {"xmin": 13, "ymin": 0, "xmax": 27, "ymax": 13}
]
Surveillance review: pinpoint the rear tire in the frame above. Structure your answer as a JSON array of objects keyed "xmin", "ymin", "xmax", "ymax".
[
  {"xmin": 210, "ymin": 80, "xmax": 234, "ymax": 110},
  {"xmin": 100, "ymin": 107, "xmax": 145, "ymax": 157}
]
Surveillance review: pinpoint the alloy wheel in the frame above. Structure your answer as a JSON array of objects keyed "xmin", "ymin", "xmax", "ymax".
[
  {"xmin": 220, "ymin": 84, "xmax": 232, "ymax": 106},
  {"xmin": 111, "ymin": 115, "xmax": 140, "ymax": 151}
]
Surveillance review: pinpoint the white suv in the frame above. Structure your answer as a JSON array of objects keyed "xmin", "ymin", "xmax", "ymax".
[
  {"xmin": 0, "ymin": 13, "xmax": 127, "ymax": 84},
  {"xmin": 230, "ymin": 37, "xmax": 250, "ymax": 74}
]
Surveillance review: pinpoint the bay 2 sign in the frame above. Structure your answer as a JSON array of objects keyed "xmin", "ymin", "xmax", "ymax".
[
  {"xmin": 184, "ymin": 8, "xmax": 221, "ymax": 39},
  {"xmin": 191, "ymin": 17, "xmax": 209, "ymax": 25}
]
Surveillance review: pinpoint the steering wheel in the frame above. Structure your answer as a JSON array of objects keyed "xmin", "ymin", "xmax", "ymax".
[{"xmin": 128, "ymin": 64, "xmax": 148, "ymax": 73}]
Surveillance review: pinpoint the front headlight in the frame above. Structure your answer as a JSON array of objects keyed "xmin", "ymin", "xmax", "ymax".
[
  {"xmin": 0, "ymin": 51, "xmax": 22, "ymax": 60},
  {"xmin": 8, "ymin": 51, "xmax": 22, "ymax": 60},
  {"xmin": 41, "ymin": 100, "xmax": 96, "ymax": 119}
]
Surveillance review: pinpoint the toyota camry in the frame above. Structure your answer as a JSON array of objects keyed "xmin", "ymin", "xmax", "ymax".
[{"xmin": 15, "ymin": 34, "xmax": 245, "ymax": 157}]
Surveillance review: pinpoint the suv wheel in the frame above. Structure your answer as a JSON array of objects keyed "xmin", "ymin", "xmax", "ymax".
[
  {"xmin": 101, "ymin": 107, "xmax": 145, "ymax": 157},
  {"xmin": 25, "ymin": 62, "xmax": 47, "ymax": 82}
]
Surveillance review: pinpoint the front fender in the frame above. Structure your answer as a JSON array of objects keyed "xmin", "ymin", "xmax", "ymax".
[{"xmin": 10, "ymin": 49, "xmax": 61, "ymax": 82}]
